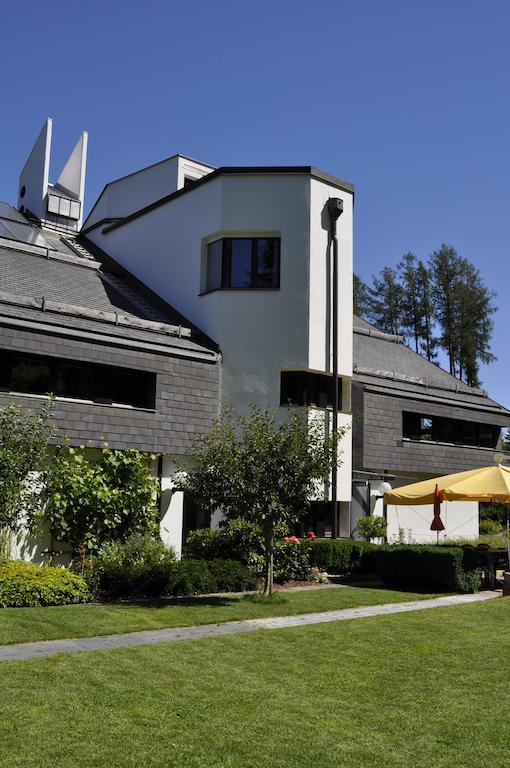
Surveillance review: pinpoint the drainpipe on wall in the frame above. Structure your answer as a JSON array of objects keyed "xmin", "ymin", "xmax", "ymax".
[{"xmin": 327, "ymin": 197, "xmax": 344, "ymax": 538}]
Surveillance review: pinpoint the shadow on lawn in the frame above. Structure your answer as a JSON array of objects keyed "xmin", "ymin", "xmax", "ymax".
[
  {"xmin": 336, "ymin": 578, "xmax": 440, "ymax": 595},
  {"xmin": 101, "ymin": 595, "xmax": 241, "ymax": 610}
]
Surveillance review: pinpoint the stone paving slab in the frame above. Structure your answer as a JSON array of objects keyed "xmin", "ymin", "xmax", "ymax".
[{"xmin": 0, "ymin": 591, "xmax": 500, "ymax": 663}]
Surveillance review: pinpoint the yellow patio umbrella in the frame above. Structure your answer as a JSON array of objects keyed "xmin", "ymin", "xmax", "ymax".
[{"xmin": 384, "ymin": 464, "xmax": 510, "ymax": 555}]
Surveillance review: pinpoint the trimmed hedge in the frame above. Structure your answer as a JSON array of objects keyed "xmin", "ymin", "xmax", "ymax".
[
  {"xmin": 168, "ymin": 559, "xmax": 256, "ymax": 596},
  {"xmin": 98, "ymin": 552, "xmax": 255, "ymax": 599},
  {"xmin": 184, "ymin": 521, "xmax": 264, "ymax": 573},
  {"xmin": 308, "ymin": 539, "xmax": 378, "ymax": 576},
  {"xmin": 375, "ymin": 545, "xmax": 481, "ymax": 593},
  {"xmin": 0, "ymin": 561, "xmax": 90, "ymax": 607}
]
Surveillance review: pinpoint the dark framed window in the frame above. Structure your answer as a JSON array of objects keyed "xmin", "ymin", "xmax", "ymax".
[
  {"xmin": 280, "ymin": 371, "xmax": 342, "ymax": 410},
  {"xmin": 0, "ymin": 351, "xmax": 156, "ymax": 409},
  {"xmin": 205, "ymin": 237, "xmax": 280, "ymax": 292},
  {"xmin": 402, "ymin": 411, "xmax": 500, "ymax": 449}
]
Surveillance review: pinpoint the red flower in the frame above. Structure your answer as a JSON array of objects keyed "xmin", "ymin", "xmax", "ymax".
[{"xmin": 306, "ymin": 531, "xmax": 317, "ymax": 540}]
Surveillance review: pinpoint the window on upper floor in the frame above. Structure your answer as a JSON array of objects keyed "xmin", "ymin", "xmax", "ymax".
[
  {"xmin": 205, "ymin": 237, "xmax": 280, "ymax": 292},
  {"xmin": 0, "ymin": 351, "xmax": 156, "ymax": 409},
  {"xmin": 402, "ymin": 411, "xmax": 500, "ymax": 449},
  {"xmin": 280, "ymin": 370, "xmax": 342, "ymax": 410}
]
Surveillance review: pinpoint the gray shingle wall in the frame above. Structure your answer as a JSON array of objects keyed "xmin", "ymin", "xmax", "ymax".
[
  {"xmin": 356, "ymin": 390, "xmax": 510, "ymax": 475},
  {"xmin": 0, "ymin": 325, "xmax": 219, "ymax": 454}
]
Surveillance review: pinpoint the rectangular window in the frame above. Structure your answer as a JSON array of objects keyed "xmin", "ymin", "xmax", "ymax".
[
  {"xmin": 0, "ymin": 351, "xmax": 156, "ymax": 409},
  {"xmin": 280, "ymin": 371, "xmax": 342, "ymax": 410},
  {"xmin": 205, "ymin": 237, "xmax": 280, "ymax": 292},
  {"xmin": 402, "ymin": 411, "xmax": 500, "ymax": 449}
]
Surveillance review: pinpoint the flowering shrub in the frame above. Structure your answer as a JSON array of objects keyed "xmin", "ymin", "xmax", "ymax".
[
  {"xmin": 185, "ymin": 525, "xmax": 325, "ymax": 583},
  {"xmin": 274, "ymin": 536, "xmax": 313, "ymax": 582},
  {"xmin": 310, "ymin": 566, "xmax": 329, "ymax": 584}
]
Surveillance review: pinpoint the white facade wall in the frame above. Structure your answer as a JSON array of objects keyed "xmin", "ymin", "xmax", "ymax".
[
  {"xmin": 87, "ymin": 172, "xmax": 354, "ymax": 503},
  {"xmin": 159, "ymin": 455, "xmax": 185, "ymax": 558},
  {"xmin": 85, "ymin": 156, "xmax": 213, "ymax": 230}
]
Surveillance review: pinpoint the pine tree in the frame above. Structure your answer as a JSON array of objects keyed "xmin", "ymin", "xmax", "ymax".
[
  {"xmin": 367, "ymin": 266, "xmax": 405, "ymax": 336},
  {"xmin": 430, "ymin": 245, "xmax": 496, "ymax": 385},
  {"xmin": 397, "ymin": 252, "xmax": 422, "ymax": 352},
  {"xmin": 456, "ymin": 261, "xmax": 496, "ymax": 387},
  {"xmin": 429, "ymin": 245, "xmax": 464, "ymax": 376},
  {"xmin": 416, "ymin": 260, "xmax": 437, "ymax": 362},
  {"xmin": 353, "ymin": 273, "xmax": 370, "ymax": 318}
]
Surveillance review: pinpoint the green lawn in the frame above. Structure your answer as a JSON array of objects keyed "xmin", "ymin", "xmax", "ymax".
[
  {"xmin": 1, "ymin": 598, "xmax": 509, "ymax": 767},
  {"xmin": 0, "ymin": 586, "xmax": 439, "ymax": 646}
]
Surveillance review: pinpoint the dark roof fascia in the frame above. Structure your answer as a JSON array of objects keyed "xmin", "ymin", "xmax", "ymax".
[
  {"xmin": 78, "ymin": 235, "xmax": 220, "ymax": 352},
  {"xmin": 0, "ymin": 314, "xmax": 220, "ymax": 363},
  {"xmin": 82, "ymin": 166, "xmax": 354, "ymax": 237}
]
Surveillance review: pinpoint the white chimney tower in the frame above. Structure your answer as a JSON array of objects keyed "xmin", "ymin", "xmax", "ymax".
[{"xmin": 18, "ymin": 118, "xmax": 88, "ymax": 232}]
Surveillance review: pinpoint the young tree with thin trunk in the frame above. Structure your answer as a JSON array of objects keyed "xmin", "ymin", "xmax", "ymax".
[{"xmin": 179, "ymin": 406, "xmax": 343, "ymax": 595}]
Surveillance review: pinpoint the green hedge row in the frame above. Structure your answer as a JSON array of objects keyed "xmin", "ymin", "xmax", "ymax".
[
  {"xmin": 98, "ymin": 558, "xmax": 256, "ymax": 599},
  {"xmin": 308, "ymin": 539, "xmax": 378, "ymax": 575},
  {"xmin": 0, "ymin": 562, "xmax": 90, "ymax": 608},
  {"xmin": 375, "ymin": 545, "xmax": 481, "ymax": 593}
]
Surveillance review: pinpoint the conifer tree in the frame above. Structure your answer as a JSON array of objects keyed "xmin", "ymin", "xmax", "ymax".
[
  {"xmin": 353, "ymin": 273, "xmax": 370, "ymax": 318},
  {"xmin": 367, "ymin": 266, "xmax": 404, "ymax": 336},
  {"xmin": 416, "ymin": 259, "xmax": 437, "ymax": 362},
  {"xmin": 397, "ymin": 252, "xmax": 422, "ymax": 352}
]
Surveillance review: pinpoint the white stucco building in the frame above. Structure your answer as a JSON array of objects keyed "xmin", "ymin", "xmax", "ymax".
[
  {"xmin": 82, "ymin": 156, "xmax": 355, "ymax": 541},
  {"xmin": 4, "ymin": 120, "xmax": 510, "ymax": 555}
]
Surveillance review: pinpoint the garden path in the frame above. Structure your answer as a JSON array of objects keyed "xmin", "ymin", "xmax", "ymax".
[{"xmin": 0, "ymin": 590, "xmax": 500, "ymax": 663}]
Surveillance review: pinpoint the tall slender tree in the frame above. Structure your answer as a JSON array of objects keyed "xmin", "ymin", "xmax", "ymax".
[
  {"xmin": 429, "ymin": 244, "xmax": 464, "ymax": 376},
  {"xmin": 456, "ymin": 261, "xmax": 496, "ymax": 387},
  {"xmin": 367, "ymin": 266, "xmax": 405, "ymax": 336},
  {"xmin": 353, "ymin": 273, "xmax": 370, "ymax": 318},
  {"xmin": 416, "ymin": 260, "xmax": 437, "ymax": 362},
  {"xmin": 397, "ymin": 252, "xmax": 422, "ymax": 352}
]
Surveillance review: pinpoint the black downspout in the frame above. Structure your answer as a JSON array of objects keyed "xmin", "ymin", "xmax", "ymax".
[{"xmin": 327, "ymin": 198, "xmax": 343, "ymax": 539}]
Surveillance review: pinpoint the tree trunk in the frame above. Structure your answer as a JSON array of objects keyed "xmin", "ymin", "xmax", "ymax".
[{"xmin": 263, "ymin": 522, "xmax": 274, "ymax": 596}]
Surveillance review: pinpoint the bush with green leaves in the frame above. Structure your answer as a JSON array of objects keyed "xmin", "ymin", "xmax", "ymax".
[
  {"xmin": 0, "ymin": 401, "xmax": 54, "ymax": 532},
  {"xmin": 375, "ymin": 545, "xmax": 481, "ymax": 593},
  {"xmin": 184, "ymin": 522, "xmax": 317, "ymax": 582},
  {"xmin": 92, "ymin": 535, "xmax": 176, "ymax": 598},
  {"xmin": 167, "ymin": 559, "xmax": 255, "ymax": 596},
  {"xmin": 0, "ymin": 561, "xmax": 90, "ymax": 607},
  {"xmin": 479, "ymin": 519, "xmax": 502, "ymax": 536},
  {"xmin": 273, "ymin": 538, "xmax": 312, "ymax": 582},
  {"xmin": 43, "ymin": 447, "xmax": 160, "ymax": 553},
  {"xmin": 184, "ymin": 519, "xmax": 264, "ymax": 573},
  {"xmin": 308, "ymin": 539, "xmax": 379, "ymax": 575},
  {"xmin": 356, "ymin": 515, "xmax": 387, "ymax": 542}
]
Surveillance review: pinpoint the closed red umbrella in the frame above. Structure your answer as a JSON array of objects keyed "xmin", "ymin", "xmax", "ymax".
[{"xmin": 430, "ymin": 484, "xmax": 445, "ymax": 542}]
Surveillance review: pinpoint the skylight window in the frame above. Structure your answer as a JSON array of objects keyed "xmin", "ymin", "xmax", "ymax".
[{"xmin": 0, "ymin": 202, "xmax": 53, "ymax": 249}]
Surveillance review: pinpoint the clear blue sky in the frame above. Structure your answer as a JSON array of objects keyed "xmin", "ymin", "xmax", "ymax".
[{"xmin": 1, "ymin": 0, "xmax": 509, "ymax": 404}]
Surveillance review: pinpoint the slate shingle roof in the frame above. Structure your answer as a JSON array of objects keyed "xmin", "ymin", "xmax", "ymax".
[
  {"xmin": 353, "ymin": 314, "xmax": 510, "ymax": 416},
  {"xmin": 0, "ymin": 211, "xmax": 218, "ymax": 359}
]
